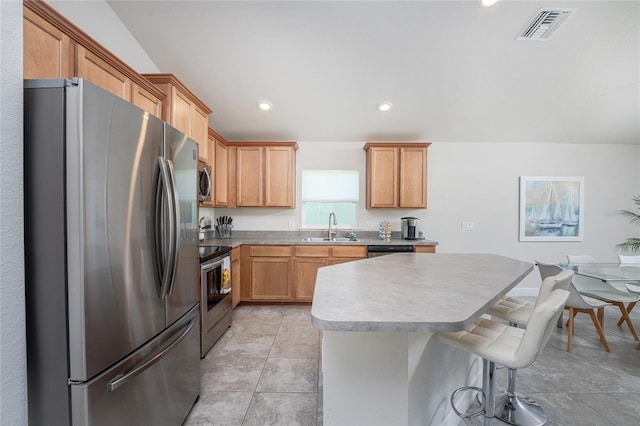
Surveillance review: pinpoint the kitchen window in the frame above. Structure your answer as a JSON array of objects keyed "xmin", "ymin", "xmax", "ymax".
[{"xmin": 301, "ymin": 170, "xmax": 359, "ymax": 229}]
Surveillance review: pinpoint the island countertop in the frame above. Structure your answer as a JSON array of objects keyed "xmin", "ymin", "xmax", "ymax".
[{"xmin": 311, "ymin": 253, "xmax": 533, "ymax": 333}]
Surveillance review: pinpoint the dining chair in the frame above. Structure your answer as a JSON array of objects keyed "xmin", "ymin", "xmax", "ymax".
[
  {"xmin": 616, "ymin": 254, "xmax": 640, "ymax": 321},
  {"xmin": 566, "ymin": 255, "xmax": 640, "ymax": 342},
  {"xmin": 564, "ymin": 282, "xmax": 611, "ymax": 353},
  {"xmin": 536, "ymin": 261, "xmax": 612, "ymax": 352}
]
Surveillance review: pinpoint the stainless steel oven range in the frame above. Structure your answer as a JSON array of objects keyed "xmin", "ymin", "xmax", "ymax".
[{"xmin": 199, "ymin": 246, "xmax": 232, "ymax": 358}]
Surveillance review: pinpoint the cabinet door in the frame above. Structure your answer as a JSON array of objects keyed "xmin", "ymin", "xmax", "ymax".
[
  {"xmin": 265, "ymin": 146, "xmax": 295, "ymax": 207},
  {"xmin": 295, "ymin": 258, "xmax": 328, "ymax": 301},
  {"xmin": 171, "ymin": 90, "xmax": 192, "ymax": 136},
  {"xmin": 231, "ymin": 247, "xmax": 241, "ymax": 308},
  {"xmin": 131, "ymin": 83, "xmax": 162, "ymax": 118},
  {"xmin": 399, "ymin": 146, "xmax": 428, "ymax": 208},
  {"xmin": 23, "ymin": 7, "xmax": 73, "ymax": 79},
  {"xmin": 77, "ymin": 45, "xmax": 130, "ymax": 100},
  {"xmin": 367, "ymin": 147, "xmax": 398, "ymax": 208},
  {"xmin": 236, "ymin": 146, "xmax": 264, "ymax": 207},
  {"xmin": 250, "ymin": 257, "xmax": 292, "ymax": 300},
  {"xmin": 414, "ymin": 246, "xmax": 436, "ymax": 254},
  {"xmin": 190, "ymin": 106, "xmax": 209, "ymax": 156},
  {"xmin": 214, "ymin": 140, "xmax": 229, "ymax": 207}
]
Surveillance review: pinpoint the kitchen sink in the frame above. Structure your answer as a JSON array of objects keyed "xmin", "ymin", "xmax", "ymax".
[{"xmin": 301, "ymin": 237, "xmax": 359, "ymax": 243}]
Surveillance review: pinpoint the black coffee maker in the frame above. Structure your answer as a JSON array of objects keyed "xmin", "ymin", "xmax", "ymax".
[{"xmin": 401, "ymin": 217, "xmax": 420, "ymax": 240}]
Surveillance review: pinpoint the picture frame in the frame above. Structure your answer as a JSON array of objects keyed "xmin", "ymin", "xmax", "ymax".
[{"xmin": 519, "ymin": 176, "xmax": 584, "ymax": 242}]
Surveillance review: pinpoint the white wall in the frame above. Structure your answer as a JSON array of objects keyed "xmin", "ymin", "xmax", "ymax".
[
  {"xmin": 213, "ymin": 141, "xmax": 640, "ymax": 292},
  {"xmin": 0, "ymin": 2, "xmax": 27, "ymax": 425},
  {"xmin": 47, "ymin": 0, "xmax": 160, "ymax": 73}
]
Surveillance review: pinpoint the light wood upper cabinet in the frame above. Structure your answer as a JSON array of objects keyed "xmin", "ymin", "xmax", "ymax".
[
  {"xmin": 200, "ymin": 127, "xmax": 229, "ymax": 208},
  {"xmin": 76, "ymin": 45, "xmax": 130, "ymax": 100},
  {"xmin": 364, "ymin": 142, "xmax": 431, "ymax": 209},
  {"xmin": 215, "ymin": 138, "xmax": 229, "ymax": 207},
  {"xmin": 23, "ymin": 0, "xmax": 165, "ymax": 118},
  {"xmin": 265, "ymin": 146, "xmax": 296, "ymax": 207},
  {"xmin": 142, "ymin": 74, "xmax": 212, "ymax": 153},
  {"xmin": 23, "ymin": 6, "xmax": 73, "ymax": 79},
  {"xmin": 233, "ymin": 142, "xmax": 298, "ymax": 208},
  {"xmin": 236, "ymin": 146, "xmax": 264, "ymax": 207},
  {"xmin": 131, "ymin": 83, "xmax": 162, "ymax": 118}
]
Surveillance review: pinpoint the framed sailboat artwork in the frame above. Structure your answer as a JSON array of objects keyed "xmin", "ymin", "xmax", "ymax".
[{"xmin": 519, "ymin": 176, "xmax": 584, "ymax": 242}]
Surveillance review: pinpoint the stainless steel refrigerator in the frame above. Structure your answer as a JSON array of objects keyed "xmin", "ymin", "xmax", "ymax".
[{"xmin": 24, "ymin": 78, "xmax": 201, "ymax": 425}]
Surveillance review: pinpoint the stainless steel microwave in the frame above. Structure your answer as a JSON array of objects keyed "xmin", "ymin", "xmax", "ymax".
[{"xmin": 198, "ymin": 161, "xmax": 211, "ymax": 202}]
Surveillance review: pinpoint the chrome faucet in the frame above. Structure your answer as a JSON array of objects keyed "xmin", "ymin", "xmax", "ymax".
[{"xmin": 328, "ymin": 212, "xmax": 337, "ymax": 241}]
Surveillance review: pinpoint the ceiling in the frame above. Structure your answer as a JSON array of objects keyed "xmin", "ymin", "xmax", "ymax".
[{"xmin": 106, "ymin": 0, "xmax": 639, "ymax": 144}]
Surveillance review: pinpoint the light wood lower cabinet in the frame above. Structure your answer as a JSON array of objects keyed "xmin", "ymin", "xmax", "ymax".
[
  {"xmin": 328, "ymin": 245, "xmax": 368, "ymax": 265},
  {"xmin": 414, "ymin": 245, "xmax": 436, "ymax": 254},
  {"xmin": 246, "ymin": 246, "xmax": 293, "ymax": 301},
  {"xmin": 294, "ymin": 246, "xmax": 330, "ymax": 302},
  {"xmin": 231, "ymin": 247, "xmax": 241, "ymax": 308},
  {"xmin": 241, "ymin": 244, "xmax": 367, "ymax": 303},
  {"xmin": 294, "ymin": 245, "xmax": 366, "ymax": 301}
]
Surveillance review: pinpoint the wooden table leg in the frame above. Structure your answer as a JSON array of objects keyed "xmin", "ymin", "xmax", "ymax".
[{"xmin": 613, "ymin": 301, "xmax": 640, "ymax": 341}]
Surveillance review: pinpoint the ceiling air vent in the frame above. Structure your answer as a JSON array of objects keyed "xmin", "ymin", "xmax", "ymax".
[{"xmin": 517, "ymin": 8, "xmax": 575, "ymax": 41}]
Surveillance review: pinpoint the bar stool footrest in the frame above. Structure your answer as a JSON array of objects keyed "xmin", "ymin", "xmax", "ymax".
[{"xmin": 451, "ymin": 386, "xmax": 485, "ymax": 420}]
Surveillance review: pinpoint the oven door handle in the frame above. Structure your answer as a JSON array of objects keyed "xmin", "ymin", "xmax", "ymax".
[{"xmin": 201, "ymin": 257, "xmax": 225, "ymax": 274}]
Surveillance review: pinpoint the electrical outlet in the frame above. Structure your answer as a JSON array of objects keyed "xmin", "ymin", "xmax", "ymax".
[
  {"xmin": 288, "ymin": 220, "xmax": 296, "ymax": 230},
  {"xmin": 365, "ymin": 221, "xmax": 374, "ymax": 230},
  {"xmin": 462, "ymin": 221, "xmax": 474, "ymax": 231}
]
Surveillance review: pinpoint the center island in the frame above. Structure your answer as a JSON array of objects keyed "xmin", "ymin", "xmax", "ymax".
[{"xmin": 311, "ymin": 253, "xmax": 533, "ymax": 425}]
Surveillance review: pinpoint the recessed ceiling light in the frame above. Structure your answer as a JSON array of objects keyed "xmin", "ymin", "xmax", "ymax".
[
  {"xmin": 377, "ymin": 102, "xmax": 393, "ymax": 112},
  {"xmin": 481, "ymin": 0, "xmax": 499, "ymax": 7},
  {"xmin": 257, "ymin": 100, "xmax": 272, "ymax": 111}
]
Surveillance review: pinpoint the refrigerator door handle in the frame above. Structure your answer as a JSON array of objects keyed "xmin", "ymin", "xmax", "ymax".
[
  {"xmin": 164, "ymin": 159, "xmax": 181, "ymax": 296},
  {"xmin": 154, "ymin": 157, "xmax": 176, "ymax": 298},
  {"xmin": 106, "ymin": 315, "xmax": 196, "ymax": 392}
]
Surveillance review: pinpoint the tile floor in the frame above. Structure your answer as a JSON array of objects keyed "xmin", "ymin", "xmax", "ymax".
[{"xmin": 184, "ymin": 302, "xmax": 640, "ymax": 426}]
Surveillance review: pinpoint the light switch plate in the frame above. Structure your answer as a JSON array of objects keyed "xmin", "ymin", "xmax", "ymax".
[{"xmin": 462, "ymin": 221, "xmax": 474, "ymax": 231}]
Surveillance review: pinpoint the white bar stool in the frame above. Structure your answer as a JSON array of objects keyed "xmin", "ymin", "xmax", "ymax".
[
  {"xmin": 439, "ymin": 289, "xmax": 569, "ymax": 426},
  {"xmin": 484, "ymin": 270, "xmax": 573, "ymax": 426}
]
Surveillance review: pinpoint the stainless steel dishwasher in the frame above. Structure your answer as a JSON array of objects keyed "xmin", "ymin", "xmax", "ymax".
[{"xmin": 367, "ymin": 245, "xmax": 414, "ymax": 258}]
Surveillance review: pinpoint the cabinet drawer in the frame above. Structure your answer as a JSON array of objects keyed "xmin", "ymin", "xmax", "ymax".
[
  {"xmin": 295, "ymin": 246, "xmax": 330, "ymax": 257},
  {"xmin": 331, "ymin": 245, "xmax": 367, "ymax": 258},
  {"xmin": 414, "ymin": 246, "xmax": 436, "ymax": 254},
  {"xmin": 249, "ymin": 245, "xmax": 293, "ymax": 257}
]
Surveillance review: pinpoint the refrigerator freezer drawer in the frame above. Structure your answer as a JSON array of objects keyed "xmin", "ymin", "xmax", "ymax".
[{"xmin": 71, "ymin": 306, "xmax": 201, "ymax": 426}]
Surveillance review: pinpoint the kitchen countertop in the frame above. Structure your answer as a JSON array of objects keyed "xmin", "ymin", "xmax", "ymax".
[
  {"xmin": 311, "ymin": 253, "xmax": 533, "ymax": 333},
  {"xmin": 199, "ymin": 231, "xmax": 438, "ymax": 248}
]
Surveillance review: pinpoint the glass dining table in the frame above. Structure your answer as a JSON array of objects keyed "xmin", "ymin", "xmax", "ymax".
[
  {"xmin": 560, "ymin": 263, "xmax": 640, "ymax": 282},
  {"xmin": 560, "ymin": 263, "xmax": 640, "ymax": 350}
]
